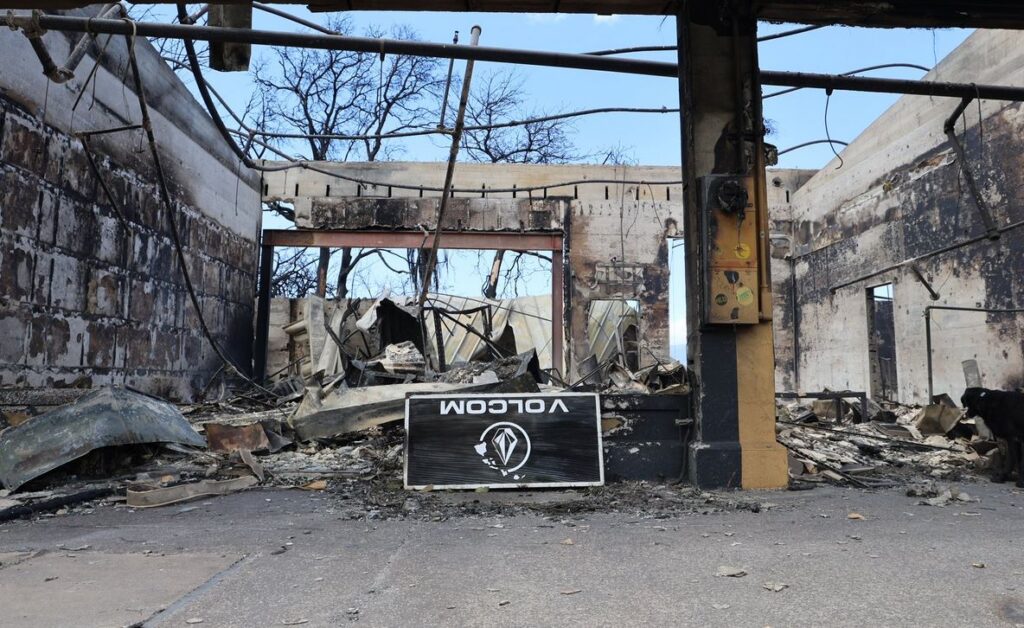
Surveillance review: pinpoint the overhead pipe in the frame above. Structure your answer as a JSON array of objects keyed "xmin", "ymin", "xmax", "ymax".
[
  {"xmin": 18, "ymin": 4, "xmax": 122, "ymax": 84},
  {"xmin": 13, "ymin": 13, "xmax": 1024, "ymax": 102}
]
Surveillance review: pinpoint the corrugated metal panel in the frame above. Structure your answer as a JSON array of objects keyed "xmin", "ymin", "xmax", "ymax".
[
  {"xmin": 587, "ymin": 300, "xmax": 640, "ymax": 367},
  {"xmin": 409, "ymin": 294, "xmax": 553, "ymax": 370}
]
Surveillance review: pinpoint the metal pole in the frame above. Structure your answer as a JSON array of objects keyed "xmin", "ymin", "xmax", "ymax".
[
  {"xmin": 944, "ymin": 97, "xmax": 1000, "ymax": 240},
  {"xmin": 418, "ymin": 25, "xmax": 480, "ymax": 307},
  {"xmin": 552, "ymin": 248, "xmax": 564, "ymax": 379},
  {"xmin": 254, "ymin": 244, "xmax": 274, "ymax": 381},
  {"xmin": 438, "ymin": 30, "xmax": 458, "ymax": 129},
  {"xmin": 925, "ymin": 307, "xmax": 933, "ymax": 402},
  {"xmin": 16, "ymin": 14, "xmax": 1024, "ymax": 102}
]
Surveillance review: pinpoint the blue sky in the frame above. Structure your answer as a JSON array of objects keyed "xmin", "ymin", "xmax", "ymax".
[
  {"xmin": 141, "ymin": 7, "xmax": 973, "ymax": 359},
  {"xmin": 150, "ymin": 7, "xmax": 972, "ymax": 169}
]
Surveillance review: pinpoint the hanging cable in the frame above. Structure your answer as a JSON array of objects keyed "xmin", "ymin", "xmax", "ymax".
[
  {"xmin": 165, "ymin": 46, "xmax": 685, "ymax": 193},
  {"xmin": 757, "ymin": 24, "xmax": 826, "ymax": 42},
  {"xmin": 583, "ymin": 26, "xmax": 827, "ymax": 57},
  {"xmin": 823, "ymin": 88, "xmax": 844, "ymax": 169},
  {"xmin": 777, "ymin": 138, "xmax": 849, "ymax": 156},
  {"xmin": 585, "ymin": 45, "xmax": 676, "ymax": 56},
  {"xmin": 127, "ymin": 15, "xmax": 273, "ymax": 394}
]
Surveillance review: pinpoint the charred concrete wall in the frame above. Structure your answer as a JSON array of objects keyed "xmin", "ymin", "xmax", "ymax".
[
  {"xmin": 0, "ymin": 19, "xmax": 261, "ymax": 401},
  {"xmin": 261, "ymin": 162, "xmax": 684, "ymax": 379},
  {"xmin": 778, "ymin": 30, "xmax": 1024, "ymax": 404},
  {"xmin": 766, "ymin": 169, "xmax": 817, "ymax": 392}
]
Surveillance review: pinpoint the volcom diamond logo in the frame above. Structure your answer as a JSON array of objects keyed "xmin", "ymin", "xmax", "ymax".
[
  {"xmin": 476, "ymin": 422, "xmax": 531, "ymax": 478},
  {"xmin": 492, "ymin": 427, "xmax": 518, "ymax": 465}
]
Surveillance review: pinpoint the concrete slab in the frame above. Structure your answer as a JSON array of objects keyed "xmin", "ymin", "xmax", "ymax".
[
  {"xmin": 2, "ymin": 484, "xmax": 1024, "ymax": 626},
  {"xmin": 0, "ymin": 550, "xmax": 240, "ymax": 628}
]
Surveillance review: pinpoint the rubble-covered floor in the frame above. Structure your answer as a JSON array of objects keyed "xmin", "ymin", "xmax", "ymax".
[{"xmin": 3, "ymin": 483, "xmax": 1024, "ymax": 627}]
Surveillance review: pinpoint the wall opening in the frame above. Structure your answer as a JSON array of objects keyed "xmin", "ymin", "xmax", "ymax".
[
  {"xmin": 867, "ymin": 283, "xmax": 898, "ymax": 401},
  {"xmin": 587, "ymin": 299, "xmax": 641, "ymax": 374},
  {"xmin": 668, "ymin": 237, "xmax": 687, "ymax": 362}
]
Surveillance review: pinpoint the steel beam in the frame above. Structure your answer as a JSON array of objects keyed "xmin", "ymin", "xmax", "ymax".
[{"xmin": 262, "ymin": 229, "xmax": 563, "ymax": 251}]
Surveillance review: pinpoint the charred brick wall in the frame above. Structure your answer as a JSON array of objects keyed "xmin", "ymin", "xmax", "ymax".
[{"xmin": 0, "ymin": 25, "xmax": 260, "ymax": 401}]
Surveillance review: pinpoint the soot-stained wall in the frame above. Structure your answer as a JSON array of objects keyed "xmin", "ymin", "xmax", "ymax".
[
  {"xmin": 0, "ymin": 17, "xmax": 261, "ymax": 401},
  {"xmin": 777, "ymin": 30, "xmax": 1024, "ymax": 403}
]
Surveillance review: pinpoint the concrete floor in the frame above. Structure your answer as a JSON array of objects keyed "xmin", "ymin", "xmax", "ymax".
[{"xmin": 1, "ymin": 482, "xmax": 1024, "ymax": 627}]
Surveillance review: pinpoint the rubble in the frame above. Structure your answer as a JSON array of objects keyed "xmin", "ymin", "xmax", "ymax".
[{"xmin": 777, "ymin": 394, "xmax": 993, "ymax": 487}]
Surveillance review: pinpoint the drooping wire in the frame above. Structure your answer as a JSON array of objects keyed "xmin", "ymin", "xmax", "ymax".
[
  {"xmin": 583, "ymin": 24, "xmax": 826, "ymax": 56},
  {"xmin": 823, "ymin": 88, "xmax": 844, "ymax": 169},
  {"xmin": 777, "ymin": 139, "xmax": 849, "ymax": 156}
]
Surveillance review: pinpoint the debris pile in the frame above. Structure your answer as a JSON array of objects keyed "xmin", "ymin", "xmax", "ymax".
[
  {"xmin": 0, "ymin": 291, "xmax": 685, "ymax": 521},
  {"xmin": 778, "ymin": 393, "xmax": 999, "ymax": 487}
]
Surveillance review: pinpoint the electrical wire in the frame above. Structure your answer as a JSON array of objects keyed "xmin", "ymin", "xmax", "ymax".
[
  {"xmin": 585, "ymin": 45, "xmax": 676, "ymax": 56},
  {"xmin": 166, "ymin": 42, "xmax": 686, "ymax": 194},
  {"xmin": 129, "ymin": 14, "xmax": 274, "ymax": 394},
  {"xmin": 757, "ymin": 25, "xmax": 827, "ymax": 42},
  {"xmin": 777, "ymin": 138, "xmax": 849, "ymax": 156},
  {"xmin": 583, "ymin": 26, "xmax": 827, "ymax": 57},
  {"xmin": 823, "ymin": 88, "xmax": 844, "ymax": 168}
]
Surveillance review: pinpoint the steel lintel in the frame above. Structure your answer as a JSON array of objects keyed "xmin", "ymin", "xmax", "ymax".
[{"xmin": 262, "ymin": 229, "xmax": 563, "ymax": 251}]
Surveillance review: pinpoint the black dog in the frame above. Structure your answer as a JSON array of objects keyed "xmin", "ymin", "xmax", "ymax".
[{"xmin": 961, "ymin": 387, "xmax": 1024, "ymax": 487}]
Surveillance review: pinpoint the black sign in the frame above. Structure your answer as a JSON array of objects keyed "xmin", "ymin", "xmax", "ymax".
[{"xmin": 405, "ymin": 393, "xmax": 604, "ymax": 489}]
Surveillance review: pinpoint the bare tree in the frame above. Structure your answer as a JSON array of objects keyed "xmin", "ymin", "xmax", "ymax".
[
  {"xmin": 253, "ymin": 18, "xmax": 443, "ymax": 296},
  {"xmin": 252, "ymin": 16, "xmax": 373, "ymax": 162},
  {"xmin": 354, "ymin": 24, "xmax": 445, "ymax": 161},
  {"xmin": 461, "ymin": 70, "xmax": 583, "ymax": 164},
  {"xmin": 270, "ymin": 248, "xmax": 323, "ymax": 298}
]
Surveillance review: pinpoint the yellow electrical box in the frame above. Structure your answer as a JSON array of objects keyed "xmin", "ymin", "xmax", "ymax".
[{"xmin": 700, "ymin": 176, "xmax": 760, "ymax": 325}]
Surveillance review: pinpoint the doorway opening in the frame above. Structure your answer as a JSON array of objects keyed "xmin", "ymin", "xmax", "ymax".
[{"xmin": 867, "ymin": 283, "xmax": 898, "ymax": 401}]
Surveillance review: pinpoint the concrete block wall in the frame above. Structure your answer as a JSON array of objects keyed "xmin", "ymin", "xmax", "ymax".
[
  {"xmin": 0, "ymin": 18, "xmax": 260, "ymax": 401},
  {"xmin": 778, "ymin": 30, "xmax": 1024, "ymax": 404}
]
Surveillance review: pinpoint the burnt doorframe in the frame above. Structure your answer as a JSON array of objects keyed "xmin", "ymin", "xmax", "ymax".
[{"xmin": 253, "ymin": 229, "xmax": 566, "ymax": 382}]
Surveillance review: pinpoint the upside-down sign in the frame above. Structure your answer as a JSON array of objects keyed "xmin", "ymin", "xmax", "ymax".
[{"xmin": 404, "ymin": 393, "xmax": 604, "ymax": 490}]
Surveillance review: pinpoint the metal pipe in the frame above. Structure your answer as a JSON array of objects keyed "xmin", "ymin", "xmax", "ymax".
[
  {"xmin": 17, "ymin": 14, "xmax": 1024, "ymax": 102},
  {"xmin": 21, "ymin": 4, "xmax": 121, "ymax": 84},
  {"xmin": 438, "ymin": 30, "xmax": 458, "ymax": 128},
  {"xmin": 251, "ymin": 2, "xmax": 336, "ymax": 35},
  {"xmin": 22, "ymin": 14, "xmax": 678, "ymax": 77},
  {"xmin": 925, "ymin": 307, "xmax": 933, "ymax": 402},
  {"xmin": 418, "ymin": 25, "xmax": 481, "ymax": 307},
  {"xmin": 829, "ymin": 216, "xmax": 1024, "ymax": 292},
  {"xmin": 943, "ymin": 97, "xmax": 1000, "ymax": 240},
  {"xmin": 924, "ymin": 305, "xmax": 1024, "ymax": 401},
  {"xmin": 254, "ymin": 244, "xmax": 274, "ymax": 382},
  {"xmin": 761, "ymin": 70, "xmax": 1024, "ymax": 102}
]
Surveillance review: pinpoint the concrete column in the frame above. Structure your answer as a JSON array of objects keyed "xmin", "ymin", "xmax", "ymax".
[{"xmin": 677, "ymin": 3, "xmax": 788, "ymax": 489}]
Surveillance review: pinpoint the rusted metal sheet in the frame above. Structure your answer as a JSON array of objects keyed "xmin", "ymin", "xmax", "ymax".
[
  {"xmin": 204, "ymin": 423, "xmax": 271, "ymax": 454},
  {"xmin": 0, "ymin": 387, "xmax": 206, "ymax": 491}
]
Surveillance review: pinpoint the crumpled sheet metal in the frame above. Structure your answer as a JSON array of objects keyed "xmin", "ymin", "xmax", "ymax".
[{"xmin": 0, "ymin": 387, "xmax": 206, "ymax": 491}]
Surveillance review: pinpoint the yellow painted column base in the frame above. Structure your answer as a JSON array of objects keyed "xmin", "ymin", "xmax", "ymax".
[
  {"xmin": 741, "ymin": 444, "xmax": 789, "ymax": 489},
  {"xmin": 736, "ymin": 322, "xmax": 788, "ymax": 490}
]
